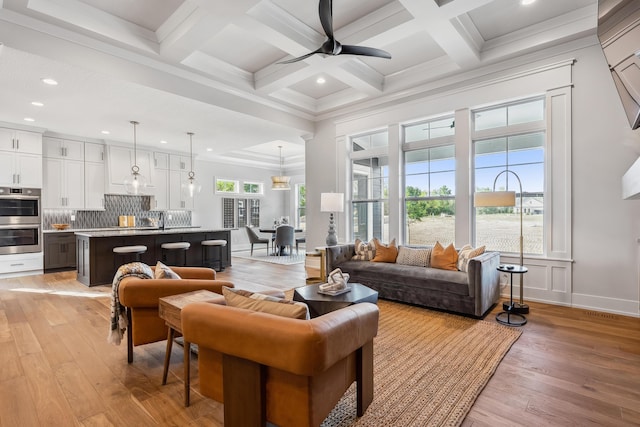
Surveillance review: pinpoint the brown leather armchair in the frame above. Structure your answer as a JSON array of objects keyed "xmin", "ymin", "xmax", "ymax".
[
  {"xmin": 118, "ymin": 266, "xmax": 234, "ymax": 363},
  {"xmin": 182, "ymin": 301, "xmax": 379, "ymax": 427}
]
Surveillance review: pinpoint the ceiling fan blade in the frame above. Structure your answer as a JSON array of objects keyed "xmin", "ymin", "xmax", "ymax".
[
  {"xmin": 340, "ymin": 44, "xmax": 392, "ymax": 59},
  {"xmin": 277, "ymin": 48, "xmax": 322, "ymax": 64},
  {"xmin": 319, "ymin": 0, "xmax": 334, "ymax": 39}
]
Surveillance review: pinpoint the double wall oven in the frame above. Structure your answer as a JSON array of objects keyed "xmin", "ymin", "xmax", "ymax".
[{"xmin": 0, "ymin": 187, "xmax": 41, "ymax": 255}]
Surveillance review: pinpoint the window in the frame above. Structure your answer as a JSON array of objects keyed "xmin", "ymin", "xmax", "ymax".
[
  {"xmin": 216, "ymin": 178, "xmax": 239, "ymax": 194},
  {"xmin": 296, "ymin": 184, "xmax": 306, "ymax": 230},
  {"xmin": 243, "ymin": 181, "xmax": 263, "ymax": 195},
  {"xmin": 404, "ymin": 145, "xmax": 456, "ymax": 245},
  {"xmin": 222, "ymin": 198, "xmax": 260, "ymax": 228},
  {"xmin": 473, "ymin": 98, "xmax": 545, "ymax": 255},
  {"xmin": 350, "ymin": 130, "xmax": 389, "ymax": 242},
  {"xmin": 403, "ymin": 117, "xmax": 455, "ymax": 143},
  {"xmin": 352, "ymin": 155, "xmax": 389, "ymax": 242}
]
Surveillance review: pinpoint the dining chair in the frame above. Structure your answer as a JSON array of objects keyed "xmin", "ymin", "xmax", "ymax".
[
  {"xmin": 274, "ymin": 225, "xmax": 295, "ymax": 256},
  {"xmin": 245, "ymin": 226, "xmax": 270, "ymax": 255},
  {"xmin": 295, "ymin": 235, "xmax": 306, "ymax": 254}
]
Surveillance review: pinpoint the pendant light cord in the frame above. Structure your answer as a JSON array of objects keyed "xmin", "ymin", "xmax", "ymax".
[{"xmin": 130, "ymin": 120, "xmax": 139, "ymax": 170}]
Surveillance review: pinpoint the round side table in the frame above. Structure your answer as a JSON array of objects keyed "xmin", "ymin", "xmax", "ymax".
[{"xmin": 496, "ymin": 265, "xmax": 528, "ymax": 326}]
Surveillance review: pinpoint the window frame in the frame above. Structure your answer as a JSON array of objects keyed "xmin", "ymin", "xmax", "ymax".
[
  {"xmin": 349, "ymin": 129, "xmax": 390, "ymax": 243},
  {"xmin": 242, "ymin": 181, "xmax": 264, "ymax": 195},
  {"xmin": 215, "ymin": 178, "xmax": 240, "ymax": 194},
  {"xmin": 471, "ymin": 96, "xmax": 547, "ymax": 256}
]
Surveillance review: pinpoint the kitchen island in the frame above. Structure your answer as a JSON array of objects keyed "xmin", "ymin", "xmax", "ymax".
[{"xmin": 75, "ymin": 228, "xmax": 232, "ymax": 286}]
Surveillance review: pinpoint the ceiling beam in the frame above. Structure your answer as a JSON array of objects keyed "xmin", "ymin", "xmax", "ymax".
[
  {"xmin": 398, "ymin": 0, "xmax": 481, "ymax": 68},
  {"xmin": 0, "ymin": 10, "xmax": 315, "ymax": 133},
  {"xmin": 158, "ymin": 0, "xmax": 263, "ymax": 63},
  {"xmin": 250, "ymin": 1, "xmax": 404, "ymax": 96}
]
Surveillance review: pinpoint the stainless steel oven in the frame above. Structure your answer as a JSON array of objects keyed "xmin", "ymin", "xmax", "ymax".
[
  {"xmin": 0, "ymin": 224, "xmax": 41, "ymax": 255},
  {"xmin": 0, "ymin": 187, "xmax": 42, "ymax": 254},
  {"xmin": 0, "ymin": 187, "xmax": 41, "ymax": 225}
]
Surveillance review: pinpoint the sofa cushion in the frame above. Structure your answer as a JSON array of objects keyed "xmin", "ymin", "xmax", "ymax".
[
  {"xmin": 396, "ymin": 246, "xmax": 431, "ymax": 267},
  {"xmin": 457, "ymin": 245, "xmax": 486, "ymax": 272},
  {"xmin": 431, "ymin": 242, "xmax": 458, "ymax": 271},
  {"xmin": 154, "ymin": 261, "xmax": 181, "ymax": 279},
  {"xmin": 372, "ymin": 238, "xmax": 398, "ymax": 263},
  {"xmin": 352, "ymin": 239, "xmax": 376, "ymax": 261},
  {"xmin": 334, "ymin": 260, "xmax": 469, "ymax": 296},
  {"xmin": 222, "ymin": 287, "xmax": 309, "ymax": 319}
]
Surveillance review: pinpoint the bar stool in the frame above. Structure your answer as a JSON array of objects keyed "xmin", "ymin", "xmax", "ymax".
[
  {"xmin": 201, "ymin": 239, "xmax": 227, "ymax": 272},
  {"xmin": 113, "ymin": 245, "xmax": 147, "ymax": 271},
  {"xmin": 161, "ymin": 242, "xmax": 190, "ymax": 266}
]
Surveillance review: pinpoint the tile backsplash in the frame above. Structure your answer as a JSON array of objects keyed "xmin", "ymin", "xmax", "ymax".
[{"xmin": 43, "ymin": 194, "xmax": 191, "ymax": 229}]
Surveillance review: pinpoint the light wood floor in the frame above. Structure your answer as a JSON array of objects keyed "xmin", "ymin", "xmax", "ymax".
[{"xmin": 0, "ymin": 257, "xmax": 638, "ymax": 426}]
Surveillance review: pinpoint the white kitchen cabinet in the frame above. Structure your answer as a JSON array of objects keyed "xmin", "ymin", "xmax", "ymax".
[
  {"xmin": 84, "ymin": 142, "xmax": 105, "ymax": 209},
  {"xmin": 43, "ymin": 137, "xmax": 84, "ymax": 160},
  {"xmin": 152, "ymin": 168, "xmax": 169, "ymax": 210},
  {"xmin": 154, "ymin": 152, "xmax": 169, "ymax": 169},
  {"xmin": 85, "ymin": 161, "xmax": 105, "ymax": 209},
  {"xmin": 0, "ymin": 153, "xmax": 42, "ymax": 187},
  {"xmin": 169, "ymin": 170, "xmax": 194, "ymax": 210},
  {"xmin": 85, "ymin": 142, "xmax": 105, "ymax": 163},
  {"xmin": 170, "ymin": 154, "xmax": 191, "ymax": 171},
  {"xmin": 0, "ymin": 128, "xmax": 42, "ymax": 154},
  {"xmin": 43, "ymin": 158, "xmax": 84, "ymax": 209},
  {"xmin": 106, "ymin": 145, "xmax": 154, "ymax": 194},
  {"xmin": 0, "ymin": 129, "xmax": 42, "ymax": 187}
]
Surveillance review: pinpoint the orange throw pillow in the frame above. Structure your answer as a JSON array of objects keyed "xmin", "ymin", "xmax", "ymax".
[
  {"xmin": 372, "ymin": 238, "xmax": 398, "ymax": 263},
  {"xmin": 431, "ymin": 241, "xmax": 458, "ymax": 271}
]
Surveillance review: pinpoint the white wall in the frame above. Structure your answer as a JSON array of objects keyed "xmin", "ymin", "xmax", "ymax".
[
  {"xmin": 306, "ymin": 38, "xmax": 640, "ymax": 316},
  {"xmin": 192, "ymin": 158, "xmax": 290, "ymax": 251}
]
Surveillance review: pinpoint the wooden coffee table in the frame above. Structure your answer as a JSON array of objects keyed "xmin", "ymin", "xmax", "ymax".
[
  {"xmin": 158, "ymin": 289, "xmax": 220, "ymax": 407},
  {"xmin": 293, "ymin": 282, "xmax": 378, "ymax": 318}
]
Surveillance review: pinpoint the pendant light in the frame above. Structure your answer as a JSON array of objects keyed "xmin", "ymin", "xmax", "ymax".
[
  {"xmin": 182, "ymin": 131, "xmax": 202, "ymax": 198},
  {"xmin": 271, "ymin": 145, "xmax": 291, "ymax": 190},
  {"xmin": 123, "ymin": 120, "xmax": 148, "ymax": 195}
]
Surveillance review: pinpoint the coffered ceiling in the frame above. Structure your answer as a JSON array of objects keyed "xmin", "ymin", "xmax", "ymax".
[{"xmin": 0, "ymin": 0, "xmax": 597, "ymax": 168}]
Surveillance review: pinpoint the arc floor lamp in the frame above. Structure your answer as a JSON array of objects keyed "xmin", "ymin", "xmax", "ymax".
[{"xmin": 474, "ymin": 169, "xmax": 529, "ymax": 314}]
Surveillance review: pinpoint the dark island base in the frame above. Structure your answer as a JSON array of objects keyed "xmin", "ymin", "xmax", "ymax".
[{"xmin": 76, "ymin": 230, "xmax": 231, "ymax": 286}]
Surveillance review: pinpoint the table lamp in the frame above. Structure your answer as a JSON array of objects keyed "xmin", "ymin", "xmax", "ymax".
[
  {"xmin": 321, "ymin": 192, "xmax": 344, "ymax": 246},
  {"xmin": 474, "ymin": 170, "xmax": 528, "ymax": 314}
]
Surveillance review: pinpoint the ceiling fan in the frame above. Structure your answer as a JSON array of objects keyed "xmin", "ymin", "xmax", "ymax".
[{"xmin": 278, "ymin": 0, "xmax": 392, "ymax": 64}]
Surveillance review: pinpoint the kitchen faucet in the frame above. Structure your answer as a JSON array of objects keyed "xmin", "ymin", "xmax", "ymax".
[{"xmin": 159, "ymin": 212, "xmax": 165, "ymax": 230}]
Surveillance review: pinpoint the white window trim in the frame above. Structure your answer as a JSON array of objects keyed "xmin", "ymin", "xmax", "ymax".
[{"xmin": 242, "ymin": 181, "xmax": 264, "ymax": 196}]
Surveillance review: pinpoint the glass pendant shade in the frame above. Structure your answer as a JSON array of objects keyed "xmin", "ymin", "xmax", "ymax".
[
  {"xmin": 124, "ymin": 166, "xmax": 148, "ymax": 195},
  {"xmin": 182, "ymin": 171, "xmax": 202, "ymax": 198},
  {"xmin": 271, "ymin": 145, "xmax": 291, "ymax": 190},
  {"xmin": 124, "ymin": 120, "xmax": 147, "ymax": 195}
]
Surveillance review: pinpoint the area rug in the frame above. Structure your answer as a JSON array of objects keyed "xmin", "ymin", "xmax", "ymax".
[
  {"xmin": 319, "ymin": 299, "xmax": 521, "ymax": 427},
  {"xmin": 232, "ymin": 250, "xmax": 305, "ymax": 265}
]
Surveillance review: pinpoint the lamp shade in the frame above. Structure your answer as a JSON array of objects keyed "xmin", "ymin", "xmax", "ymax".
[
  {"xmin": 321, "ymin": 193, "xmax": 344, "ymax": 212},
  {"xmin": 474, "ymin": 191, "xmax": 516, "ymax": 207}
]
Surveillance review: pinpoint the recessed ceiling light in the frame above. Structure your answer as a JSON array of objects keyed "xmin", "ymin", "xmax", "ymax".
[
  {"xmin": 31, "ymin": 101, "xmax": 44, "ymax": 107},
  {"xmin": 206, "ymin": 148, "xmax": 213, "ymax": 152},
  {"xmin": 24, "ymin": 117, "xmax": 35, "ymax": 122},
  {"xmin": 101, "ymin": 130, "xmax": 110, "ymax": 135},
  {"xmin": 316, "ymin": 76, "xmax": 326, "ymax": 84},
  {"xmin": 521, "ymin": 0, "xmax": 535, "ymax": 5},
  {"xmin": 160, "ymin": 140, "xmax": 168, "ymax": 144},
  {"xmin": 41, "ymin": 78, "xmax": 58, "ymax": 85}
]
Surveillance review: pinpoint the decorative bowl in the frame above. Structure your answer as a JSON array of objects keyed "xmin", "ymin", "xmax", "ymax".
[{"xmin": 52, "ymin": 223, "xmax": 70, "ymax": 230}]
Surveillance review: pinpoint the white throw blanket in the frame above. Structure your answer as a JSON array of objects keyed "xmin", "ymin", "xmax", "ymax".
[{"xmin": 108, "ymin": 262, "xmax": 153, "ymax": 345}]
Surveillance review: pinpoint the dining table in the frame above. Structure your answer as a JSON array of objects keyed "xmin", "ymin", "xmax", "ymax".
[{"xmin": 259, "ymin": 227, "xmax": 304, "ymax": 256}]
